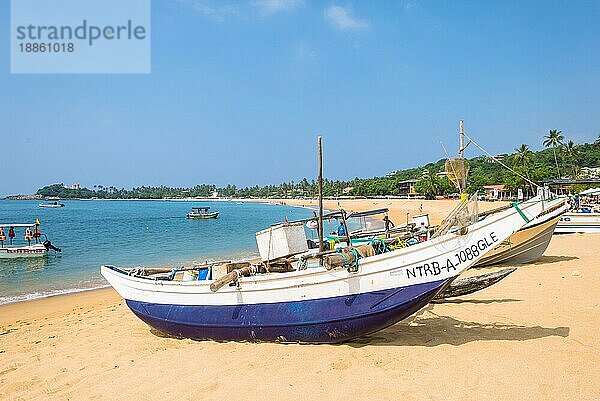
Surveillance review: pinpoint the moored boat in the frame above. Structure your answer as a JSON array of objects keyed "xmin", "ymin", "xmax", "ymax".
[
  {"xmin": 39, "ymin": 201, "xmax": 65, "ymax": 208},
  {"xmin": 0, "ymin": 222, "xmax": 61, "ymax": 259},
  {"xmin": 187, "ymin": 207, "xmax": 219, "ymax": 219},
  {"xmin": 101, "ymin": 197, "xmax": 544, "ymax": 343}
]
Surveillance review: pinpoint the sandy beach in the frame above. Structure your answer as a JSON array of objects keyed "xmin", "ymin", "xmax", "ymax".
[{"xmin": 1, "ymin": 200, "xmax": 599, "ymax": 401}]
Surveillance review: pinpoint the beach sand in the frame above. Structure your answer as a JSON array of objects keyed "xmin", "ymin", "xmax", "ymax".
[{"xmin": 1, "ymin": 200, "xmax": 599, "ymax": 401}]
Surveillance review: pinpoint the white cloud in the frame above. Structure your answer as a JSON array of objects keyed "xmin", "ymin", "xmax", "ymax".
[
  {"xmin": 176, "ymin": 0, "xmax": 238, "ymax": 20},
  {"xmin": 402, "ymin": 1, "xmax": 420, "ymax": 12},
  {"xmin": 252, "ymin": 0, "xmax": 304, "ymax": 15},
  {"xmin": 324, "ymin": 5, "xmax": 368, "ymax": 31}
]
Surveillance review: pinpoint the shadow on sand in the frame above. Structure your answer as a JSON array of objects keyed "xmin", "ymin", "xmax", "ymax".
[
  {"xmin": 350, "ymin": 306, "xmax": 569, "ymax": 347},
  {"xmin": 530, "ymin": 255, "xmax": 579, "ymax": 265},
  {"xmin": 432, "ymin": 298, "xmax": 521, "ymax": 305}
]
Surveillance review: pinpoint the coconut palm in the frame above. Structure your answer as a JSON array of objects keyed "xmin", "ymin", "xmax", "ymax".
[
  {"xmin": 543, "ymin": 129, "xmax": 564, "ymax": 178},
  {"xmin": 514, "ymin": 144, "xmax": 534, "ymax": 194},
  {"xmin": 564, "ymin": 140, "xmax": 580, "ymax": 178}
]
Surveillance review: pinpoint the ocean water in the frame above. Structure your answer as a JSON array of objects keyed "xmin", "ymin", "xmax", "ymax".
[{"xmin": 0, "ymin": 200, "xmax": 339, "ymax": 304}]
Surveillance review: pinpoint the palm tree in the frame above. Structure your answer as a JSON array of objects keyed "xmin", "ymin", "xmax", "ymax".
[
  {"xmin": 514, "ymin": 144, "xmax": 533, "ymax": 195},
  {"xmin": 543, "ymin": 129, "xmax": 564, "ymax": 178},
  {"xmin": 564, "ymin": 140, "xmax": 580, "ymax": 178}
]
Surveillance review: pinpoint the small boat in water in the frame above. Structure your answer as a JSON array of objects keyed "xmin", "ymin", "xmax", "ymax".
[
  {"xmin": 187, "ymin": 207, "xmax": 219, "ymax": 219},
  {"xmin": 39, "ymin": 201, "xmax": 65, "ymax": 208},
  {"xmin": 0, "ymin": 222, "xmax": 61, "ymax": 259},
  {"xmin": 101, "ymin": 197, "xmax": 544, "ymax": 343}
]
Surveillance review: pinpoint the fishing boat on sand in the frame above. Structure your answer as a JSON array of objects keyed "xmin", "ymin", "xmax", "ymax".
[
  {"xmin": 554, "ymin": 190, "xmax": 600, "ymax": 233},
  {"xmin": 555, "ymin": 211, "xmax": 600, "ymax": 233},
  {"xmin": 39, "ymin": 201, "xmax": 65, "ymax": 208},
  {"xmin": 475, "ymin": 197, "xmax": 567, "ymax": 266},
  {"xmin": 102, "ymin": 197, "xmax": 544, "ymax": 343},
  {"xmin": 0, "ymin": 222, "xmax": 61, "ymax": 259},
  {"xmin": 187, "ymin": 207, "xmax": 219, "ymax": 219}
]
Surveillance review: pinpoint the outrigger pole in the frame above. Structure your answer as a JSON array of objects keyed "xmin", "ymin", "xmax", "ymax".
[{"xmin": 318, "ymin": 136, "xmax": 324, "ymax": 252}]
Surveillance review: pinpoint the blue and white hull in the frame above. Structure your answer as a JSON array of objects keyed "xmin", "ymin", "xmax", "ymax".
[{"xmin": 101, "ymin": 199, "xmax": 544, "ymax": 343}]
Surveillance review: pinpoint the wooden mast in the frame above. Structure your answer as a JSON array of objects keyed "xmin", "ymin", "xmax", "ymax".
[
  {"xmin": 459, "ymin": 120, "xmax": 465, "ymax": 159},
  {"xmin": 318, "ymin": 136, "xmax": 324, "ymax": 252}
]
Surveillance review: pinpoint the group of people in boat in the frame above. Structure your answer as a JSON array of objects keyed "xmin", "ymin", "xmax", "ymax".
[{"xmin": 0, "ymin": 223, "xmax": 41, "ymax": 247}]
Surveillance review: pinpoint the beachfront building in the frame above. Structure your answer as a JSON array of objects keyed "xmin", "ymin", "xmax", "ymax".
[
  {"xmin": 397, "ymin": 179, "xmax": 418, "ymax": 198},
  {"xmin": 483, "ymin": 184, "xmax": 514, "ymax": 201}
]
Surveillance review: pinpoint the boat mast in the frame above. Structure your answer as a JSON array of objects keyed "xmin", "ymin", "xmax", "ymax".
[
  {"xmin": 459, "ymin": 120, "xmax": 465, "ymax": 159},
  {"xmin": 318, "ymin": 136, "xmax": 324, "ymax": 252}
]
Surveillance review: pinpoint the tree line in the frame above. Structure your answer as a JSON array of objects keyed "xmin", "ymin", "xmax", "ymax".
[{"xmin": 36, "ymin": 132, "xmax": 600, "ymax": 200}]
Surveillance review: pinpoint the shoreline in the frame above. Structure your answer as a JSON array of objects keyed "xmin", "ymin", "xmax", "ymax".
[{"xmin": 1, "ymin": 232, "xmax": 598, "ymax": 400}]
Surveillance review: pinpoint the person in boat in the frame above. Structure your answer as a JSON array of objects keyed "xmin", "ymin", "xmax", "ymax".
[
  {"xmin": 0, "ymin": 227, "xmax": 5, "ymax": 247},
  {"xmin": 383, "ymin": 215, "xmax": 395, "ymax": 230},
  {"xmin": 24, "ymin": 227, "xmax": 33, "ymax": 246},
  {"xmin": 336, "ymin": 220, "xmax": 346, "ymax": 236},
  {"xmin": 33, "ymin": 223, "xmax": 41, "ymax": 244},
  {"xmin": 8, "ymin": 226, "xmax": 15, "ymax": 245}
]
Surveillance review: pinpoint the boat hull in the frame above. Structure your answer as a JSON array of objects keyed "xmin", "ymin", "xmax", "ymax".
[
  {"xmin": 187, "ymin": 212, "xmax": 219, "ymax": 219},
  {"xmin": 555, "ymin": 213, "xmax": 600, "ymax": 233},
  {"xmin": 0, "ymin": 244, "xmax": 48, "ymax": 259},
  {"xmin": 125, "ymin": 278, "xmax": 449, "ymax": 343},
  {"xmin": 475, "ymin": 214, "xmax": 561, "ymax": 266}
]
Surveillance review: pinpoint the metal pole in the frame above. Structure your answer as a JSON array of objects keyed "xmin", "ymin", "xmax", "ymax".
[{"xmin": 318, "ymin": 136, "xmax": 324, "ymax": 252}]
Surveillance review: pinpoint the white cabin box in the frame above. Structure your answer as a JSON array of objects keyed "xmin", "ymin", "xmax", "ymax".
[
  {"xmin": 256, "ymin": 222, "xmax": 308, "ymax": 261},
  {"xmin": 411, "ymin": 214, "xmax": 430, "ymax": 229}
]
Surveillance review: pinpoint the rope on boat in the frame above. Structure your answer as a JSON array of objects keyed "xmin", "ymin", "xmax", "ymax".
[
  {"xmin": 511, "ymin": 202, "xmax": 531, "ymax": 223},
  {"xmin": 464, "ymin": 133, "xmax": 541, "ymax": 190}
]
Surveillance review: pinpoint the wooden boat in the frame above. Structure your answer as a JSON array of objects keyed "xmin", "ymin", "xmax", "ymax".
[
  {"xmin": 0, "ymin": 223, "xmax": 61, "ymax": 259},
  {"xmin": 39, "ymin": 201, "xmax": 65, "ymax": 208},
  {"xmin": 475, "ymin": 197, "xmax": 568, "ymax": 266},
  {"xmin": 101, "ymin": 198, "xmax": 544, "ymax": 343},
  {"xmin": 187, "ymin": 207, "xmax": 219, "ymax": 219}
]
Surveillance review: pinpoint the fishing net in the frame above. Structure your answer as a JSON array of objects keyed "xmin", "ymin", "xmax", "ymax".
[
  {"xmin": 432, "ymin": 192, "xmax": 479, "ymax": 238},
  {"xmin": 445, "ymin": 158, "xmax": 469, "ymax": 193}
]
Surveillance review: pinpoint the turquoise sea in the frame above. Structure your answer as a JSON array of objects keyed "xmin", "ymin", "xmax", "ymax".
[{"xmin": 0, "ymin": 200, "xmax": 338, "ymax": 304}]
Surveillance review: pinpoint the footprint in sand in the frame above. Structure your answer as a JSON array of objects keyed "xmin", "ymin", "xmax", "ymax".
[{"xmin": 331, "ymin": 359, "xmax": 350, "ymax": 370}]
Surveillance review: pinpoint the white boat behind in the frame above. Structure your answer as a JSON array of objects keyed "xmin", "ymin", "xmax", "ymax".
[{"xmin": 555, "ymin": 212, "xmax": 600, "ymax": 233}]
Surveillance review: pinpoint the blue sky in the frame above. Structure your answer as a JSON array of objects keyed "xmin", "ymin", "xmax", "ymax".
[{"xmin": 1, "ymin": 0, "xmax": 599, "ymax": 196}]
